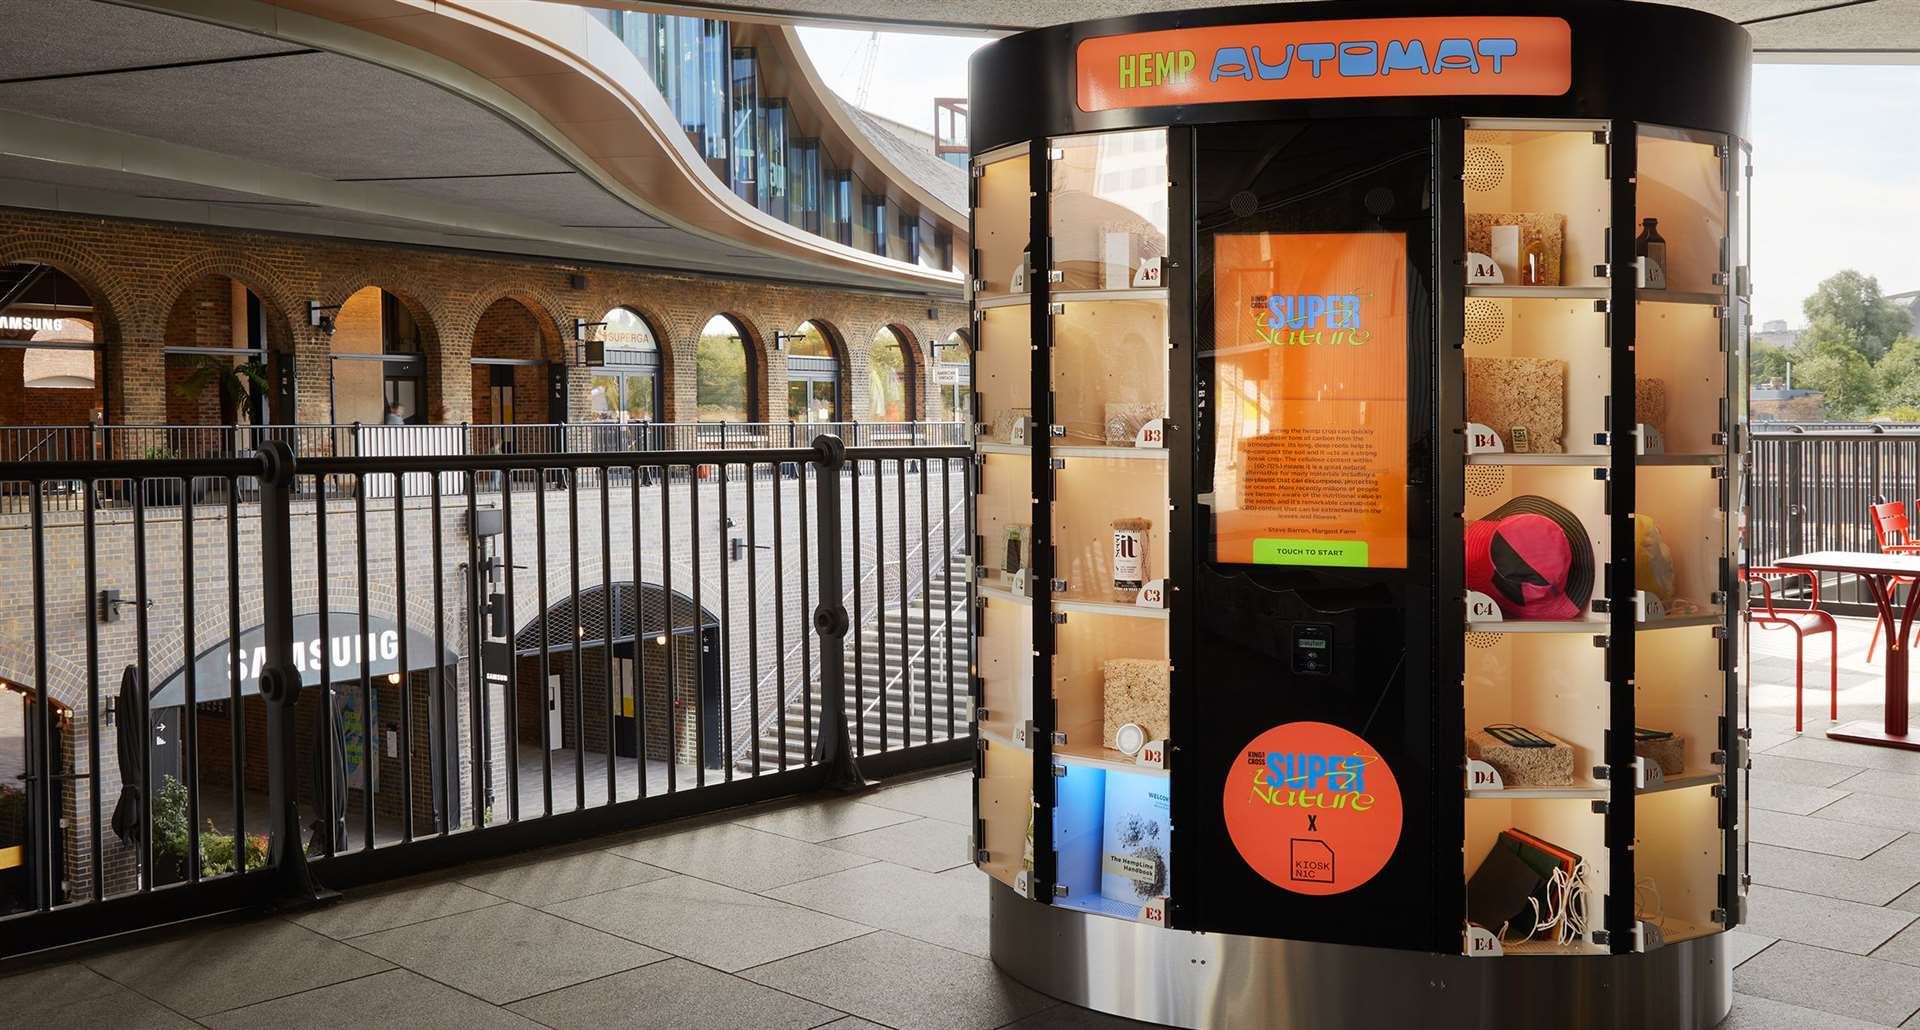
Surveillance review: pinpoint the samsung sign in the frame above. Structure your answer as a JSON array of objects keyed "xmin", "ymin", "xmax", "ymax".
[
  {"xmin": 0, "ymin": 316, "xmax": 65, "ymax": 332},
  {"xmin": 150, "ymin": 611, "xmax": 457, "ymax": 708}
]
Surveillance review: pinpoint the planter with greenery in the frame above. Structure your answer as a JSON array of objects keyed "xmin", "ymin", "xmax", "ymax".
[{"xmin": 151, "ymin": 774, "xmax": 267, "ymax": 882}]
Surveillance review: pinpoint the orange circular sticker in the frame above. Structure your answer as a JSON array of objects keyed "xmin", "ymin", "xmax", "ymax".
[{"xmin": 1222, "ymin": 721, "xmax": 1403, "ymax": 895}]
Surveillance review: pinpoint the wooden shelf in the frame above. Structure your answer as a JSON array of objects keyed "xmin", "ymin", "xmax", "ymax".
[
  {"xmin": 1469, "ymin": 616, "xmax": 1610, "ymax": 635},
  {"xmin": 1637, "ymin": 289, "xmax": 1725, "ymax": 307},
  {"xmin": 1638, "ymin": 453, "xmax": 1726, "ymax": 467},
  {"xmin": 978, "ymin": 582, "xmax": 1032, "ymax": 607},
  {"xmin": 1468, "ymin": 453, "xmax": 1607, "ymax": 466},
  {"xmin": 1497, "ymin": 936, "xmax": 1609, "ymax": 957},
  {"xmin": 978, "ymin": 441, "xmax": 1032, "ymax": 456},
  {"xmin": 1055, "ymin": 443, "xmax": 1168, "ymax": 462},
  {"xmin": 1055, "ymin": 596, "xmax": 1169, "ymax": 621},
  {"xmin": 979, "ymin": 726, "xmax": 1029, "ymax": 752},
  {"xmin": 1467, "ymin": 285, "xmax": 1609, "ymax": 300},
  {"xmin": 1057, "ymin": 741, "xmax": 1169, "ymax": 777},
  {"xmin": 1465, "ymin": 771, "xmax": 1721, "ymax": 800},
  {"xmin": 976, "ymin": 294, "xmax": 1033, "ymax": 311},
  {"xmin": 1053, "ymin": 287, "xmax": 1170, "ymax": 305}
]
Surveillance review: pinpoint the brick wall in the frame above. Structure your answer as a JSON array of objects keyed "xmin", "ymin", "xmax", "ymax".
[{"xmin": 1, "ymin": 207, "xmax": 966, "ymax": 429}]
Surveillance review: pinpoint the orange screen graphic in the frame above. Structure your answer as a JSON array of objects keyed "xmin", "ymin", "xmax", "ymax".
[
  {"xmin": 1212, "ymin": 232, "xmax": 1408, "ymax": 570},
  {"xmin": 1077, "ymin": 17, "xmax": 1571, "ymax": 113}
]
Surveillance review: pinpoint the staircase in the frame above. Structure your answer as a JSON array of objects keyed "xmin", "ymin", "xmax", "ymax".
[{"xmin": 740, "ymin": 551, "xmax": 973, "ymax": 771}]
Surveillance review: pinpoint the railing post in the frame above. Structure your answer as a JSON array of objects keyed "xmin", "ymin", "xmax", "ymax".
[
  {"xmin": 810, "ymin": 433, "xmax": 870, "ymax": 791},
  {"xmin": 254, "ymin": 440, "xmax": 330, "ymax": 905}
]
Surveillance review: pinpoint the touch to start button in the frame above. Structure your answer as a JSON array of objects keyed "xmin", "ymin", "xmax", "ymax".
[{"xmin": 1252, "ymin": 538, "xmax": 1370, "ymax": 567}]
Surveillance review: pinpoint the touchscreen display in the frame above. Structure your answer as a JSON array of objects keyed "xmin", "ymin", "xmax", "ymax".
[{"xmin": 1210, "ymin": 231, "xmax": 1408, "ymax": 569}]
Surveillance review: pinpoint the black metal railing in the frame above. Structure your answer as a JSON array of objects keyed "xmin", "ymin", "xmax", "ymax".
[
  {"xmin": 1748, "ymin": 423, "xmax": 1920, "ymax": 615},
  {"xmin": 0, "ymin": 421, "xmax": 970, "ymax": 514},
  {"xmin": 0, "ymin": 434, "xmax": 972, "ymax": 959}
]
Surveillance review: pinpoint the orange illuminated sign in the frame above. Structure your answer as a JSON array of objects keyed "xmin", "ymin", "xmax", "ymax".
[
  {"xmin": 1211, "ymin": 231, "xmax": 1408, "ymax": 570},
  {"xmin": 1077, "ymin": 17, "xmax": 1571, "ymax": 112}
]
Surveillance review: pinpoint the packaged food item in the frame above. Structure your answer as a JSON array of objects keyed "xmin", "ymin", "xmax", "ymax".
[{"xmin": 1111, "ymin": 518, "xmax": 1151, "ymax": 601}]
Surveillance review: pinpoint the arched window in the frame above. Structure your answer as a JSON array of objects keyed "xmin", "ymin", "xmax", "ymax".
[
  {"xmin": 786, "ymin": 320, "xmax": 840, "ymax": 424},
  {"xmin": 163, "ymin": 274, "xmax": 277, "ymax": 429},
  {"xmin": 868, "ymin": 326, "xmax": 914, "ymax": 422},
  {"xmin": 935, "ymin": 329, "xmax": 970, "ymax": 423},
  {"xmin": 471, "ymin": 296, "xmax": 559, "ymax": 425},
  {"xmin": 695, "ymin": 314, "xmax": 754, "ymax": 421},
  {"xmin": 588, "ymin": 307, "xmax": 663, "ymax": 424},
  {"xmin": 330, "ymin": 286, "xmax": 429, "ymax": 426}
]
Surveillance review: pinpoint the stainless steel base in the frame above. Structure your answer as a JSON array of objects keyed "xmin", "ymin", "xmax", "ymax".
[{"xmin": 989, "ymin": 880, "xmax": 1732, "ymax": 1029}]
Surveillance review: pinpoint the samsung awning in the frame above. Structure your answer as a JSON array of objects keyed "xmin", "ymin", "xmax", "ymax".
[{"xmin": 150, "ymin": 611, "xmax": 457, "ymax": 708}]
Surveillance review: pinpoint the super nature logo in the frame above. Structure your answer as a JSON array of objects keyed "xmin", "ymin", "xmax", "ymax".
[{"xmin": 1250, "ymin": 290, "xmax": 1374, "ymax": 347}]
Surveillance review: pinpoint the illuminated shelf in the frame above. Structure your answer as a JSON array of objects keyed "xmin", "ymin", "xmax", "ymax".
[
  {"xmin": 979, "ymin": 582, "xmax": 1033, "ymax": 607},
  {"xmin": 1637, "ymin": 289, "xmax": 1725, "ymax": 307},
  {"xmin": 1467, "ymin": 285, "xmax": 1609, "ymax": 300},
  {"xmin": 1056, "ymin": 741, "xmax": 1169, "ymax": 777},
  {"xmin": 1055, "ymin": 443, "xmax": 1168, "ymax": 461},
  {"xmin": 1055, "ymin": 596, "xmax": 1169, "ymax": 621},
  {"xmin": 1637, "ymin": 454, "xmax": 1727, "ymax": 466},
  {"xmin": 1498, "ymin": 936, "xmax": 1608, "ymax": 957},
  {"xmin": 1058, "ymin": 893, "xmax": 1151, "ymax": 920},
  {"xmin": 1464, "ymin": 771, "xmax": 1721, "ymax": 801},
  {"xmin": 976, "ymin": 294, "xmax": 1033, "ymax": 311},
  {"xmin": 1053, "ymin": 287, "xmax": 1170, "ymax": 305},
  {"xmin": 1468, "ymin": 453, "xmax": 1606, "ymax": 467},
  {"xmin": 980, "ymin": 726, "xmax": 1030, "ymax": 753},
  {"xmin": 978, "ymin": 441, "xmax": 1033, "ymax": 456},
  {"xmin": 1469, "ymin": 615, "xmax": 1609, "ymax": 634}
]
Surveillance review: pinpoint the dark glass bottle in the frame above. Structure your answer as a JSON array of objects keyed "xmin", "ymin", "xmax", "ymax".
[{"xmin": 1636, "ymin": 218, "xmax": 1667, "ymax": 290}]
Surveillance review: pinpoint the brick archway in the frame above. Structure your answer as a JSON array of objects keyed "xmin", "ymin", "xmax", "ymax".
[{"xmin": 692, "ymin": 311, "xmax": 768, "ymax": 423}]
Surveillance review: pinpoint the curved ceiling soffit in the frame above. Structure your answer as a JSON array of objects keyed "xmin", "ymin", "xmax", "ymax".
[{"xmin": 109, "ymin": 0, "xmax": 963, "ymax": 291}]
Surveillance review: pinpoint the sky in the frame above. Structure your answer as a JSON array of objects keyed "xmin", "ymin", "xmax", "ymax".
[
  {"xmin": 1750, "ymin": 63, "xmax": 1920, "ymax": 329},
  {"xmin": 793, "ymin": 36, "xmax": 1909, "ymax": 329},
  {"xmin": 797, "ymin": 26, "xmax": 987, "ymax": 134}
]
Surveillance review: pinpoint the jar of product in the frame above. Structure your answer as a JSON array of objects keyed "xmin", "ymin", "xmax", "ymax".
[{"xmin": 1111, "ymin": 518, "xmax": 1152, "ymax": 602}]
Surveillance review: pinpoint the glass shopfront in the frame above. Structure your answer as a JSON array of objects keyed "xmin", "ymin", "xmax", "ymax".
[
  {"xmin": 785, "ymin": 320, "xmax": 840, "ymax": 423},
  {"xmin": 587, "ymin": 307, "xmax": 663, "ymax": 424}
]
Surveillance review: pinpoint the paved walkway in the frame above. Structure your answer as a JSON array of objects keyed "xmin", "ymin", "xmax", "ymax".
[{"xmin": 9, "ymin": 615, "xmax": 1920, "ymax": 1028}]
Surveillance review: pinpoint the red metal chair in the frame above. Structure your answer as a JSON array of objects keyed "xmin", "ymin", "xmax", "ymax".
[
  {"xmin": 1867, "ymin": 500, "xmax": 1920, "ymax": 661},
  {"xmin": 1746, "ymin": 567, "xmax": 1837, "ymax": 732}
]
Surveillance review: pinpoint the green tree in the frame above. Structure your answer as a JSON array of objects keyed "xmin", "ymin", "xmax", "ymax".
[
  {"xmin": 1802, "ymin": 270, "xmax": 1912, "ymax": 363},
  {"xmin": 695, "ymin": 332, "xmax": 749, "ymax": 421},
  {"xmin": 1876, "ymin": 336, "xmax": 1920, "ymax": 413},
  {"xmin": 1751, "ymin": 340, "xmax": 1791, "ymax": 385},
  {"xmin": 1795, "ymin": 332, "xmax": 1879, "ymax": 419}
]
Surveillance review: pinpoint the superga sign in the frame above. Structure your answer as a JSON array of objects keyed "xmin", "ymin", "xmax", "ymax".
[{"xmin": 1076, "ymin": 17, "xmax": 1571, "ymax": 112}]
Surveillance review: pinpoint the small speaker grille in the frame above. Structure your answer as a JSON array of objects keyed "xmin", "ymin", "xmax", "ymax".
[
  {"xmin": 1464, "ymin": 145, "xmax": 1505, "ymax": 193},
  {"xmin": 1466, "ymin": 467, "xmax": 1508, "ymax": 499},
  {"xmin": 1465, "ymin": 300, "xmax": 1506, "ymax": 348},
  {"xmin": 1229, "ymin": 190, "xmax": 1259, "ymax": 219},
  {"xmin": 1466, "ymin": 632, "xmax": 1502, "ymax": 649}
]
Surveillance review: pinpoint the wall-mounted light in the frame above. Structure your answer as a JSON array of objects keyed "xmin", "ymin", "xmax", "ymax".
[
  {"xmin": 104, "ymin": 695, "xmax": 116, "ymax": 727},
  {"xmin": 97, "ymin": 589, "xmax": 147, "ymax": 624},
  {"xmin": 771, "ymin": 330, "xmax": 805, "ymax": 353},
  {"xmin": 655, "ymin": 635, "xmax": 668, "ymax": 646},
  {"xmin": 386, "ymin": 672, "xmax": 401, "ymax": 685},
  {"xmin": 307, "ymin": 300, "xmax": 342, "ymax": 337},
  {"xmin": 574, "ymin": 319, "xmax": 607, "ymax": 367},
  {"xmin": 568, "ymin": 273, "xmax": 588, "ymax": 290}
]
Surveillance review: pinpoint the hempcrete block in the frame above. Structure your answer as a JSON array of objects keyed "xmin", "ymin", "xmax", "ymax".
[
  {"xmin": 1636, "ymin": 735, "xmax": 1687, "ymax": 776},
  {"xmin": 1468, "ymin": 727, "xmax": 1575, "ymax": 787},
  {"xmin": 1102, "ymin": 658, "xmax": 1168, "ymax": 752},
  {"xmin": 1466, "ymin": 356, "xmax": 1567, "ymax": 453}
]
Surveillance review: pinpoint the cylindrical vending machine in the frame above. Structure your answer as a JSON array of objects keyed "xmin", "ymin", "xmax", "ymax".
[{"xmin": 966, "ymin": 3, "xmax": 1750, "ymax": 1027}]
